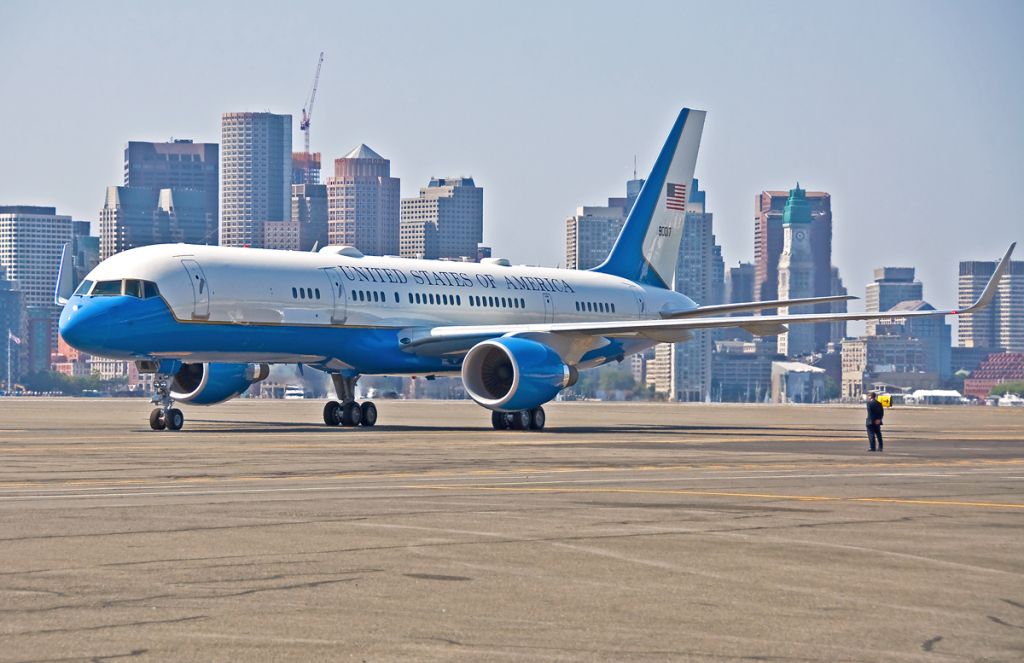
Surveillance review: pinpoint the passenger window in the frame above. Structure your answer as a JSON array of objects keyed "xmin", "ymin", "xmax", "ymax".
[
  {"xmin": 575, "ymin": 302, "xmax": 580, "ymax": 311},
  {"xmin": 428, "ymin": 293, "xmax": 434, "ymax": 304},
  {"xmin": 315, "ymin": 288, "xmax": 320, "ymax": 299},
  {"xmin": 74, "ymin": 279, "xmax": 93, "ymax": 296},
  {"xmin": 91, "ymin": 280, "xmax": 122, "ymax": 297},
  {"xmin": 520, "ymin": 298, "xmax": 525, "ymax": 308},
  {"xmin": 456, "ymin": 295, "xmax": 461, "ymax": 305},
  {"xmin": 143, "ymin": 281, "xmax": 160, "ymax": 299},
  {"xmin": 409, "ymin": 293, "xmax": 414, "ymax": 303},
  {"xmin": 307, "ymin": 288, "xmax": 313, "ymax": 299},
  {"xmin": 611, "ymin": 303, "xmax": 616, "ymax": 313},
  {"xmin": 300, "ymin": 288, "xmax": 306, "ymax": 299},
  {"xmin": 394, "ymin": 292, "xmax": 400, "ymax": 303}
]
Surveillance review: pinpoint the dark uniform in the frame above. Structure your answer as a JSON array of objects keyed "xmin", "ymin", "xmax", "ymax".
[{"xmin": 866, "ymin": 397, "xmax": 884, "ymax": 452}]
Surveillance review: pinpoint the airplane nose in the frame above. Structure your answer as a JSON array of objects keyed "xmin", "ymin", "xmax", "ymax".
[{"xmin": 59, "ymin": 301, "xmax": 112, "ymax": 353}]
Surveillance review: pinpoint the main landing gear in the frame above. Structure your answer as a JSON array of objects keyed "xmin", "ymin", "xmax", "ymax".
[
  {"xmin": 148, "ymin": 373, "xmax": 184, "ymax": 431},
  {"xmin": 491, "ymin": 406, "xmax": 545, "ymax": 431},
  {"xmin": 323, "ymin": 374, "xmax": 377, "ymax": 428}
]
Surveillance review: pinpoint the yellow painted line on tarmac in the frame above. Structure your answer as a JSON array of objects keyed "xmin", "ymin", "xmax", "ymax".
[{"xmin": 404, "ymin": 484, "xmax": 1024, "ymax": 511}]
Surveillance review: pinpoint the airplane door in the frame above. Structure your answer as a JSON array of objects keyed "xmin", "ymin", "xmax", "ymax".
[
  {"xmin": 180, "ymin": 259, "xmax": 209, "ymax": 320},
  {"xmin": 322, "ymin": 267, "xmax": 347, "ymax": 324},
  {"xmin": 638, "ymin": 295, "xmax": 646, "ymax": 319},
  {"xmin": 543, "ymin": 292, "xmax": 554, "ymax": 323}
]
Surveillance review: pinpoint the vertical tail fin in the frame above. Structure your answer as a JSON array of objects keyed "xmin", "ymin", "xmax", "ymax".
[{"xmin": 592, "ymin": 108, "xmax": 706, "ymax": 289}]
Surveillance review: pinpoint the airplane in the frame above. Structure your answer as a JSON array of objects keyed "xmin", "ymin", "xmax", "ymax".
[{"xmin": 55, "ymin": 108, "xmax": 1016, "ymax": 431}]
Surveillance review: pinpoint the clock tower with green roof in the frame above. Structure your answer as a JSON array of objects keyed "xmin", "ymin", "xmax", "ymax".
[{"xmin": 777, "ymin": 183, "xmax": 815, "ymax": 357}]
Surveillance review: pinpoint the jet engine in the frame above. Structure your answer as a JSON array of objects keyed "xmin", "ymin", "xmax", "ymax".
[
  {"xmin": 170, "ymin": 362, "xmax": 270, "ymax": 405},
  {"xmin": 461, "ymin": 338, "xmax": 578, "ymax": 412}
]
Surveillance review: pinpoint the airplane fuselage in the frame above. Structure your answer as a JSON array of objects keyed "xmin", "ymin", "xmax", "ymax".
[{"xmin": 60, "ymin": 244, "xmax": 696, "ymax": 375}]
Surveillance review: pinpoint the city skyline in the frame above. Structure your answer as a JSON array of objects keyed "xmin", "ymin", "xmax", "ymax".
[{"xmin": 1, "ymin": 0, "xmax": 1021, "ymax": 315}]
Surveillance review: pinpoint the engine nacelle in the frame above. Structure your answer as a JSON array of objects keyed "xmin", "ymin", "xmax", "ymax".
[
  {"xmin": 170, "ymin": 362, "xmax": 270, "ymax": 406},
  {"xmin": 461, "ymin": 338, "xmax": 578, "ymax": 412}
]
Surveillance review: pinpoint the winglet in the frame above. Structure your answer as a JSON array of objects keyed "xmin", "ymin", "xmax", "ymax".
[
  {"xmin": 53, "ymin": 242, "xmax": 74, "ymax": 305},
  {"xmin": 956, "ymin": 242, "xmax": 1016, "ymax": 314}
]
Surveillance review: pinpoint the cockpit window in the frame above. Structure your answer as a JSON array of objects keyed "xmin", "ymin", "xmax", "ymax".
[
  {"xmin": 73, "ymin": 279, "xmax": 93, "ymax": 296},
  {"xmin": 124, "ymin": 279, "xmax": 144, "ymax": 298},
  {"xmin": 143, "ymin": 281, "xmax": 160, "ymax": 299},
  {"xmin": 91, "ymin": 280, "xmax": 123, "ymax": 296}
]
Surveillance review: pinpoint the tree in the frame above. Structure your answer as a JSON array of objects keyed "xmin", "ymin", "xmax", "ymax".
[{"xmin": 990, "ymin": 381, "xmax": 1024, "ymax": 397}]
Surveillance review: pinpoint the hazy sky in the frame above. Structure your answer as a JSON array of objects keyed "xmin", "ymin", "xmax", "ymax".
[{"xmin": 1, "ymin": 0, "xmax": 1021, "ymax": 313}]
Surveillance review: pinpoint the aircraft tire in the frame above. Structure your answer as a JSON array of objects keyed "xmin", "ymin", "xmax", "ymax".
[
  {"xmin": 491, "ymin": 411, "xmax": 508, "ymax": 430},
  {"xmin": 360, "ymin": 402, "xmax": 378, "ymax": 427},
  {"xmin": 341, "ymin": 401, "xmax": 362, "ymax": 427},
  {"xmin": 528, "ymin": 406, "xmax": 546, "ymax": 430},
  {"xmin": 509, "ymin": 410, "xmax": 530, "ymax": 430},
  {"xmin": 166, "ymin": 408, "xmax": 184, "ymax": 431},
  {"xmin": 149, "ymin": 408, "xmax": 166, "ymax": 431},
  {"xmin": 323, "ymin": 401, "xmax": 342, "ymax": 426}
]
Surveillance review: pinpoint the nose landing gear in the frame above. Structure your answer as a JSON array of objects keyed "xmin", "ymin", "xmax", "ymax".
[
  {"xmin": 148, "ymin": 373, "xmax": 184, "ymax": 431},
  {"xmin": 324, "ymin": 374, "xmax": 378, "ymax": 428}
]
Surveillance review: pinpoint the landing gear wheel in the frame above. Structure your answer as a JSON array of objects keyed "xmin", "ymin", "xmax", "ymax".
[
  {"xmin": 509, "ymin": 410, "xmax": 530, "ymax": 430},
  {"xmin": 323, "ymin": 400, "xmax": 342, "ymax": 426},
  {"xmin": 491, "ymin": 411, "xmax": 509, "ymax": 430},
  {"xmin": 341, "ymin": 401, "xmax": 362, "ymax": 427},
  {"xmin": 528, "ymin": 406, "xmax": 546, "ymax": 430},
  {"xmin": 149, "ymin": 408, "xmax": 166, "ymax": 430},
  {"xmin": 166, "ymin": 408, "xmax": 184, "ymax": 431},
  {"xmin": 360, "ymin": 401, "xmax": 378, "ymax": 427}
]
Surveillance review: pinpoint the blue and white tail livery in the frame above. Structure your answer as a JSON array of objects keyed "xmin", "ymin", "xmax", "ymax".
[
  {"xmin": 56, "ymin": 108, "xmax": 1015, "ymax": 431},
  {"xmin": 594, "ymin": 108, "xmax": 705, "ymax": 289}
]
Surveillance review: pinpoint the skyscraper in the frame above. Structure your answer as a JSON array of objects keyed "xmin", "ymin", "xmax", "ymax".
[
  {"xmin": 71, "ymin": 220, "xmax": 99, "ymax": 285},
  {"xmin": 959, "ymin": 259, "xmax": 1024, "ymax": 351},
  {"xmin": 99, "ymin": 187, "xmax": 210, "ymax": 259},
  {"xmin": 865, "ymin": 267, "xmax": 923, "ymax": 334},
  {"xmin": 667, "ymin": 179, "xmax": 722, "ymax": 402},
  {"xmin": 0, "ymin": 272, "xmax": 23, "ymax": 387},
  {"xmin": 754, "ymin": 186, "xmax": 833, "ymax": 350},
  {"xmin": 220, "ymin": 112, "xmax": 292, "ymax": 248},
  {"xmin": 0, "ymin": 206, "xmax": 73, "ymax": 367},
  {"xmin": 777, "ymin": 185, "xmax": 816, "ymax": 357},
  {"xmin": 291, "ymin": 152, "xmax": 321, "ymax": 186},
  {"xmin": 0, "ymin": 206, "xmax": 73, "ymax": 311},
  {"xmin": 290, "ymin": 183, "xmax": 329, "ymax": 251},
  {"xmin": 400, "ymin": 177, "xmax": 483, "ymax": 260},
  {"xmin": 124, "ymin": 139, "xmax": 218, "ymax": 234},
  {"xmin": 565, "ymin": 178, "xmax": 644, "ymax": 270},
  {"xmin": 829, "ymin": 266, "xmax": 849, "ymax": 343},
  {"xmin": 327, "ymin": 145, "xmax": 400, "ymax": 256},
  {"xmin": 725, "ymin": 262, "xmax": 755, "ymax": 305}
]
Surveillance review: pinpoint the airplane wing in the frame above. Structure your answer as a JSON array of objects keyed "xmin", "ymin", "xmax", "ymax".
[
  {"xmin": 660, "ymin": 293, "xmax": 857, "ymax": 318},
  {"xmin": 401, "ymin": 242, "xmax": 1015, "ymax": 358}
]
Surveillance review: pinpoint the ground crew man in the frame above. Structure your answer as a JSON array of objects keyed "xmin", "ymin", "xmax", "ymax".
[{"xmin": 866, "ymin": 391, "xmax": 884, "ymax": 452}]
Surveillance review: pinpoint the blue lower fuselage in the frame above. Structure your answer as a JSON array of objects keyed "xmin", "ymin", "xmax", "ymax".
[{"xmin": 59, "ymin": 293, "xmax": 636, "ymax": 375}]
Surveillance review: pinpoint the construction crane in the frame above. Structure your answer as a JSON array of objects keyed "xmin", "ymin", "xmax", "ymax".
[{"xmin": 300, "ymin": 52, "xmax": 324, "ymax": 154}]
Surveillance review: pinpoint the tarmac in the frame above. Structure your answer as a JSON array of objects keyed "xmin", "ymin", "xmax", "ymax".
[{"xmin": 0, "ymin": 397, "xmax": 1022, "ymax": 662}]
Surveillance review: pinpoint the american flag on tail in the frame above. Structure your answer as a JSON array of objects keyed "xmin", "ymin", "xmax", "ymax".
[
  {"xmin": 665, "ymin": 182, "xmax": 687, "ymax": 211},
  {"xmin": 8, "ymin": 330, "xmax": 20, "ymax": 345}
]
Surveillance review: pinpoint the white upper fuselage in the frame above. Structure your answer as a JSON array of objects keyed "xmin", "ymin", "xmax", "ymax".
[{"xmin": 83, "ymin": 243, "xmax": 696, "ymax": 331}]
